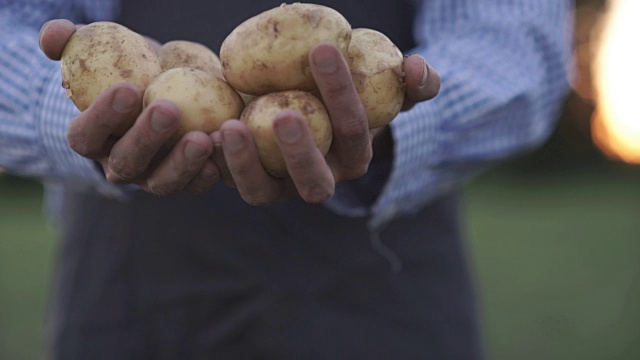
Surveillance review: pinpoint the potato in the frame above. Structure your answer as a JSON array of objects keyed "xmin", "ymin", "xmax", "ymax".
[
  {"xmin": 156, "ymin": 41, "xmax": 257, "ymax": 107},
  {"xmin": 143, "ymin": 67, "xmax": 244, "ymax": 146},
  {"xmin": 61, "ymin": 22, "xmax": 161, "ymax": 135},
  {"xmin": 347, "ymin": 28, "xmax": 405, "ymax": 129},
  {"xmin": 221, "ymin": 3, "xmax": 352, "ymax": 95},
  {"xmin": 157, "ymin": 40, "xmax": 224, "ymax": 79},
  {"xmin": 240, "ymin": 90, "xmax": 333, "ymax": 178},
  {"xmin": 238, "ymin": 92, "xmax": 257, "ymax": 106}
]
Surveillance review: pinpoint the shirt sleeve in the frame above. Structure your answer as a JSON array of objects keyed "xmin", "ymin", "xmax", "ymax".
[
  {"xmin": 326, "ymin": 0, "xmax": 574, "ymax": 229},
  {"xmin": 0, "ymin": 1, "xmax": 124, "ymax": 197}
]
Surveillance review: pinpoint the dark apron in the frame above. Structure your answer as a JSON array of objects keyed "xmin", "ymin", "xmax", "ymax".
[{"xmin": 47, "ymin": 1, "xmax": 482, "ymax": 359}]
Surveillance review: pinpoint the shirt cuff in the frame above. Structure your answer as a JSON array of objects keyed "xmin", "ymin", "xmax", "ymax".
[{"xmin": 368, "ymin": 102, "xmax": 444, "ymax": 229}]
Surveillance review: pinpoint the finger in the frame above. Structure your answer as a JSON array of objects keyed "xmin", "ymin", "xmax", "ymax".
[
  {"xmin": 309, "ymin": 42, "xmax": 371, "ymax": 180},
  {"xmin": 402, "ymin": 55, "xmax": 440, "ymax": 110},
  {"xmin": 210, "ymin": 131, "xmax": 235, "ymax": 188},
  {"xmin": 274, "ymin": 110, "xmax": 335, "ymax": 203},
  {"xmin": 183, "ymin": 159, "xmax": 220, "ymax": 194},
  {"xmin": 67, "ymin": 83, "xmax": 141, "ymax": 159},
  {"xmin": 106, "ymin": 99, "xmax": 179, "ymax": 182},
  {"xmin": 39, "ymin": 19, "xmax": 77, "ymax": 60},
  {"xmin": 145, "ymin": 131, "xmax": 214, "ymax": 196},
  {"xmin": 220, "ymin": 120, "xmax": 285, "ymax": 205}
]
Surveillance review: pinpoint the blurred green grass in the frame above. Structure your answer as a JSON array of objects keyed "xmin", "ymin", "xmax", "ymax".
[
  {"xmin": 0, "ymin": 175, "xmax": 55, "ymax": 360},
  {"xmin": 465, "ymin": 165, "xmax": 640, "ymax": 360},
  {"xmin": 1, "ymin": 164, "xmax": 639, "ymax": 360}
]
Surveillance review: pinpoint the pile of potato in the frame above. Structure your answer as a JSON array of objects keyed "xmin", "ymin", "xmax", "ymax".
[{"xmin": 60, "ymin": 3, "xmax": 405, "ymax": 177}]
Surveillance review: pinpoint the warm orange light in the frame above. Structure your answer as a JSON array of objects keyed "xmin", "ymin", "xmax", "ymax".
[{"xmin": 592, "ymin": 0, "xmax": 640, "ymax": 164}]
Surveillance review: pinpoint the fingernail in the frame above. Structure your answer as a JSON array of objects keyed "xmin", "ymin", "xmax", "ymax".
[
  {"xmin": 222, "ymin": 130, "xmax": 243, "ymax": 152},
  {"xmin": 313, "ymin": 47, "xmax": 337, "ymax": 73},
  {"xmin": 184, "ymin": 142, "xmax": 207, "ymax": 161},
  {"xmin": 112, "ymin": 88, "xmax": 138, "ymax": 113},
  {"xmin": 420, "ymin": 61, "xmax": 430, "ymax": 87},
  {"xmin": 151, "ymin": 108, "xmax": 175, "ymax": 132},
  {"xmin": 274, "ymin": 118, "xmax": 302, "ymax": 144}
]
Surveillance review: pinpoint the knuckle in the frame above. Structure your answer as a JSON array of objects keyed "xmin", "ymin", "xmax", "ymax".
[
  {"xmin": 300, "ymin": 183, "xmax": 334, "ymax": 204},
  {"xmin": 187, "ymin": 168, "xmax": 219, "ymax": 194},
  {"xmin": 333, "ymin": 145, "xmax": 372, "ymax": 182},
  {"xmin": 241, "ymin": 193, "xmax": 272, "ymax": 207},
  {"xmin": 340, "ymin": 163, "xmax": 369, "ymax": 181},
  {"xmin": 287, "ymin": 156, "xmax": 312, "ymax": 173},
  {"xmin": 147, "ymin": 170, "xmax": 196, "ymax": 197},
  {"xmin": 334, "ymin": 114, "xmax": 368, "ymax": 140},
  {"xmin": 322, "ymin": 77, "xmax": 352, "ymax": 98},
  {"xmin": 353, "ymin": 163, "xmax": 370, "ymax": 178},
  {"xmin": 108, "ymin": 157, "xmax": 139, "ymax": 180},
  {"xmin": 147, "ymin": 182, "xmax": 178, "ymax": 197},
  {"xmin": 105, "ymin": 169, "xmax": 125, "ymax": 184},
  {"xmin": 67, "ymin": 132, "xmax": 95, "ymax": 157},
  {"xmin": 361, "ymin": 147, "xmax": 374, "ymax": 166},
  {"xmin": 230, "ymin": 162, "xmax": 253, "ymax": 180},
  {"xmin": 130, "ymin": 137, "xmax": 161, "ymax": 158},
  {"xmin": 184, "ymin": 161, "xmax": 205, "ymax": 176}
]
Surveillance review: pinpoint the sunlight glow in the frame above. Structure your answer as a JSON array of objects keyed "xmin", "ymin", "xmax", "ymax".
[{"xmin": 592, "ymin": 0, "xmax": 640, "ymax": 164}]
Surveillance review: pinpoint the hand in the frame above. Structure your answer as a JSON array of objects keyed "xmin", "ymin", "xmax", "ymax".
[
  {"xmin": 39, "ymin": 19, "xmax": 220, "ymax": 195},
  {"xmin": 211, "ymin": 43, "xmax": 440, "ymax": 205}
]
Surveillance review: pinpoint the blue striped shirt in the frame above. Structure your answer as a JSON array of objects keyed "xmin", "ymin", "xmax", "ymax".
[{"xmin": 0, "ymin": 0, "xmax": 573, "ymax": 229}]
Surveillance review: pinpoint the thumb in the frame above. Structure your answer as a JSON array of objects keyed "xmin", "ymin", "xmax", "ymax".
[{"xmin": 39, "ymin": 19, "xmax": 78, "ymax": 60}]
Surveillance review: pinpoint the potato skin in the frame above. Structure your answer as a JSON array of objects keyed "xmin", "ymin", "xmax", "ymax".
[
  {"xmin": 347, "ymin": 28, "xmax": 405, "ymax": 129},
  {"xmin": 143, "ymin": 67, "xmax": 244, "ymax": 146},
  {"xmin": 240, "ymin": 90, "xmax": 333, "ymax": 178},
  {"xmin": 158, "ymin": 40, "xmax": 224, "ymax": 79},
  {"xmin": 221, "ymin": 3, "xmax": 352, "ymax": 95},
  {"xmin": 61, "ymin": 22, "xmax": 161, "ymax": 134}
]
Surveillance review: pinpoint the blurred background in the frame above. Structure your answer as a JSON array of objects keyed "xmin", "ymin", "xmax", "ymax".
[{"xmin": 1, "ymin": 0, "xmax": 639, "ymax": 358}]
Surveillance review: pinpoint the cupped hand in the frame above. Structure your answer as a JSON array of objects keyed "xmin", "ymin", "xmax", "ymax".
[
  {"xmin": 211, "ymin": 43, "xmax": 440, "ymax": 206},
  {"xmin": 40, "ymin": 20, "xmax": 439, "ymax": 202},
  {"xmin": 66, "ymin": 85, "xmax": 219, "ymax": 195},
  {"xmin": 40, "ymin": 19, "xmax": 220, "ymax": 195}
]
